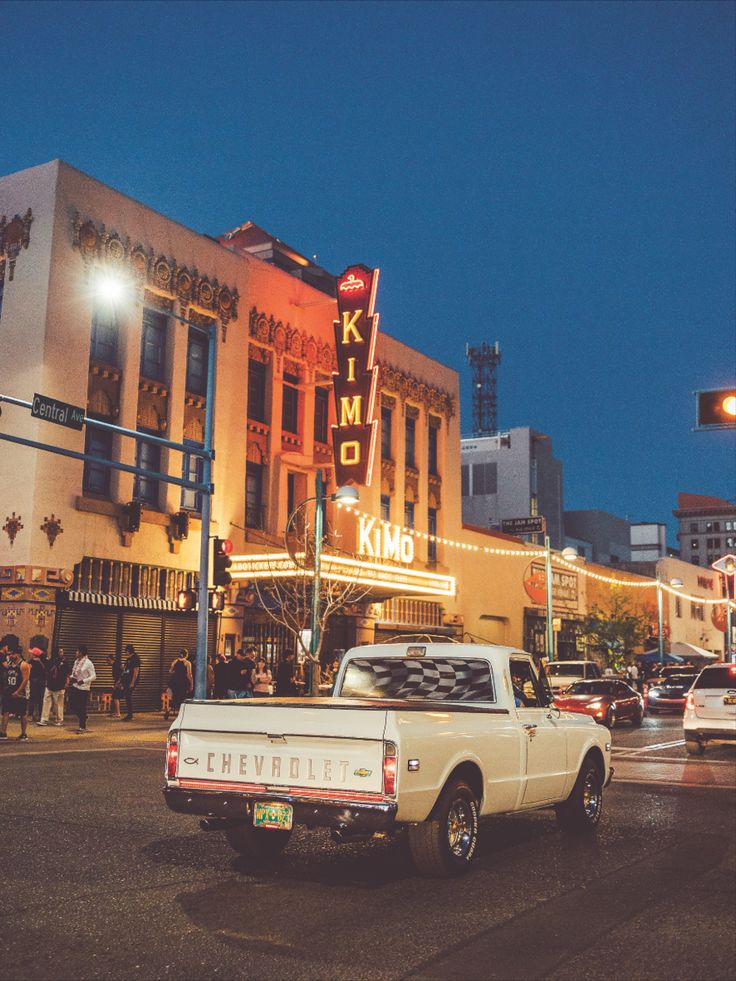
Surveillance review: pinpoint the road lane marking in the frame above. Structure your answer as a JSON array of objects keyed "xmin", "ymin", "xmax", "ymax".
[
  {"xmin": 613, "ymin": 739, "xmax": 685, "ymax": 753},
  {"xmin": 613, "ymin": 775, "xmax": 736, "ymax": 790},
  {"xmin": 613, "ymin": 754, "xmax": 735, "ymax": 765}
]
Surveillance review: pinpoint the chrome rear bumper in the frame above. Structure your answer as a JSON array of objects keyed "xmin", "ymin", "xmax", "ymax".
[{"xmin": 164, "ymin": 785, "xmax": 397, "ymax": 832}]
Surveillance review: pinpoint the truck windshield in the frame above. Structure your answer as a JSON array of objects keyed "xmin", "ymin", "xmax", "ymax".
[{"xmin": 339, "ymin": 658, "xmax": 496, "ymax": 703}]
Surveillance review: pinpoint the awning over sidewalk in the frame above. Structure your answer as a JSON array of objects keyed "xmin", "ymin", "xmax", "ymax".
[
  {"xmin": 229, "ymin": 552, "xmax": 456, "ymax": 598},
  {"xmin": 670, "ymin": 641, "xmax": 720, "ymax": 661},
  {"xmin": 65, "ymin": 590, "xmax": 180, "ymax": 610}
]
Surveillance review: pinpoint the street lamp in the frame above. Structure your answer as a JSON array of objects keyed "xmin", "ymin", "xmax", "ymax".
[
  {"xmin": 656, "ymin": 572, "xmax": 684, "ymax": 665},
  {"xmin": 91, "ymin": 270, "xmax": 217, "ymax": 700},
  {"xmin": 287, "ymin": 471, "xmax": 359, "ymax": 693}
]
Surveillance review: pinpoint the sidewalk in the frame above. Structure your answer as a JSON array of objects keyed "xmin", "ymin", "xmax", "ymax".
[{"xmin": 0, "ymin": 710, "xmax": 171, "ymax": 752}]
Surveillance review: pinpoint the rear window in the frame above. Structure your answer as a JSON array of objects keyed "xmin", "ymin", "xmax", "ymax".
[
  {"xmin": 547, "ymin": 663, "xmax": 585, "ymax": 678},
  {"xmin": 693, "ymin": 667, "xmax": 736, "ymax": 690},
  {"xmin": 339, "ymin": 657, "xmax": 495, "ymax": 702},
  {"xmin": 567, "ymin": 681, "xmax": 614, "ymax": 695}
]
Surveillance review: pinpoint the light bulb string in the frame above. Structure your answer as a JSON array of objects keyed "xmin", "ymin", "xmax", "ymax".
[{"xmin": 338, "ymin": 504, "xmax": 736, "ymax": 607}]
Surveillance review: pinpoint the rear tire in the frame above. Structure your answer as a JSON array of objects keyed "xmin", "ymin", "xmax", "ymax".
[
  {"xmin": 556, "ymin": 757, "xmax": 603, "ymax": 833},
  {"xmin": 225, "ymin": 822, "xmax": 292, "ymax": 861},
  {"xmin": 407, "ymin": 778, "xmax": 479, "ymax": 877},
  {"xmin": 685, "ymin": 738, "xmax": 704, "ymax": 756}
]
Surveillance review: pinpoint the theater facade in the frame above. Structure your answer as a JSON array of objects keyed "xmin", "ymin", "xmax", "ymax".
[{"xmin": 5, "ymin": 160, "xmax": 706, "ymax": 708}]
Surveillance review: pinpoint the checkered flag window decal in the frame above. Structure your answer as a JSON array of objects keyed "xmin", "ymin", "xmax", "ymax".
[{"xmin": 342, "ymin": 658, "xmax": 496, "ymax": 703}]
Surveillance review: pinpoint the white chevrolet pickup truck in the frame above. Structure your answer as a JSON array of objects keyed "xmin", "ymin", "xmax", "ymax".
[{"xmin": 164, "ymin": 644, "xmax": 613, "ymax": 876}]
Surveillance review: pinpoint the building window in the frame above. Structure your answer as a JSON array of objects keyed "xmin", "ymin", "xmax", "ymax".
[
  {"xmin": 530, "ymin": 495, "xmax": 539, "ymax": 516},
  {"xmin": 428, "ymin": 425, "xmax": 438, "ymax": 476},
  {"xmin": 726, "ymin": 521, "xmax": 733, "ymax": 531},
  {"xmin": 428, "ymin": 507, "xmax": 437, "ymax": 563},
  {"xmin": 461, "ymin": 464, "xmax": 469, "ymax": 497},
  {"xmin": 180, "ymin": 440, "xmax": 203, "ymax": 512},
  {"xmin": 472, "ymin": 462, "xmax": 497, "ymax": 496},
  {"xmin": 691, "ymin": 539, "xmax": 699, "ymax": 551},
  {"xmin": 82, "ymin": 426, "xmax": 113, "ymax": 496},
  {"xmin": 90, "ymin": 304, "xmax": 119, "ymax": 365},
  {"xmin": 186, "ymin": 330, "xmax": 208, "ymax": 396},
  {"xmin": 140, "ymin": 309, "xmax": 167, "ymax": 381},
  {"xmin": 381, "ymin": 495, "xmax": 391, "ymax": 522},
  {"xmin": 690, "ymin": 602, "xmax": 704, "ymax": 621},
  {"xmin": 282, "ymin": 372, "xmax": 299, "ymax": 434},
  {"xmin": 287, "ymin": 471, "xmax": 296, "ymax": 518},
  {"xmin": 675, "ymin": 597, "xmax": 682, "ymax": 618},
  {"xmin": 248, "ymin": 360, "xmax": 267, "ymax": 422},
  {"xmin": 405, "ymin": 416, "xmax": 416, "ymax": 469},
  {"xmin": 404, "ymin": 500, "xmax": 415, "ymax": 529},
  {"xmin": 727, "ymin": 536, "xmax": 735, "ymax": 548},
  {"xmin": 134, "ymin": 431, "xmax": 161, "ymax": 506},
  {"xmin": 381, "ymin": 407, "xmax": 392, "ymax": 459},
  {"xmin": 314, "ymin": 387, "xmax": 330, "ymax": 444},
  {"xmin": 245, "ymin": 462, "xmax": 265, "ymax": 529},
  {"xmin": 690, "ymin": 522, "xmax": 698, "ymax": 533}
]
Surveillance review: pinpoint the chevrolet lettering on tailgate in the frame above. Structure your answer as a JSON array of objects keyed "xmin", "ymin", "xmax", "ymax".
[{"xmin": 164, "ymin": 644, "xmax": 613, "ymax": 877}]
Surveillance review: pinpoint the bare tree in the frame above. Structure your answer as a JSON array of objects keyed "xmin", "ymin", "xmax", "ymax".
[{"xmin": 252, "ymin": 507, "xmax": 371, "ymax": 695}]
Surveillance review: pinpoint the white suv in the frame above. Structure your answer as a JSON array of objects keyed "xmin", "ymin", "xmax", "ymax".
[
  {"xmin": 545, "ymin": 659, "xmax": 602, "ymax": 694},
  {"xmin": 683, "ymin": 663, "xmax": 736, "ymax": 755}
]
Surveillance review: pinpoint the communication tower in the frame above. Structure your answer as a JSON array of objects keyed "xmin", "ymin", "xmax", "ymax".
[{"xmin": 466, "ymin": 341, "xmax": 501, "ymax": 435}]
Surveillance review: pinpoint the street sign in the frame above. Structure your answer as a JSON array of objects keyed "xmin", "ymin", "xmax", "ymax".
[
  {"xmin": 31, "ymin": 393, "xmax": 85, "ymax": 431},
  {"xmin": 501, "ymin": 515, "xmax": 547, "ymax": 536},
  {"xmin": 712, "ymin": 554, "xmax": 736, "ymax": 576}
]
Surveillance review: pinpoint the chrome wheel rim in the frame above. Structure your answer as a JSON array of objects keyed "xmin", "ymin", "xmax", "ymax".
[
  {"xmin": 582, "ymin": 771, "xmax": 601, "ymax": 820},
  {"xmin": 447, "ymin": 799, "xmax": 474, "ymax": 858}
]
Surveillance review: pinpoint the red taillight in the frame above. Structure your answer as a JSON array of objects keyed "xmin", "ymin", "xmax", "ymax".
[
  {"xmin": 167, "ymin": 732, "xmax": 179, "ymax": 778},
  {"xmin": 685, "ymin": 691, "xmax": 695, "ymax": 712},
  {"xmin": 383, "ymin": 742, "xmax": 397, "ymax": 796}
]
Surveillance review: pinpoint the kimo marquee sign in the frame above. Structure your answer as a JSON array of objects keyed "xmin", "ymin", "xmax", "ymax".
[{"xmin": 332, "ymin": 264, "xmax": 380, "ymax": 487}]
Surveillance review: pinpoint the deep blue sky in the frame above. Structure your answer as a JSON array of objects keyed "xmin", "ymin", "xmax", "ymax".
[{"xmin": 4, "ymin": 1, "xmax": 735, "ymax": 543}]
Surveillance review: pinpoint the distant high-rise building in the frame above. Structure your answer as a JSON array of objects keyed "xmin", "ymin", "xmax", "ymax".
[
  {"xmin": 673, "ymin": 493, "xmax": 736, "ymax": 567},
  {"xmin": 461, "ymin": 428, "xmax": 564, "ymax": 549},
  {"xmin": 564, "ymin": 510, "xmax": 632, "ymax": 566},
  {"xmin": 466, "ymin": 341, "xmax": 501, "ymax": 435}
]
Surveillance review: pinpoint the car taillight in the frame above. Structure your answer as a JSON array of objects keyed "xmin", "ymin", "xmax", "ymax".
[
  {"xmin": 167, "ymin": 731, "xmax": 179, "ymax": 778},
  {"xmin": 685, "ymin": 691, "xmax": 695, "ymax": 712},
  {"xmin": 383, "ymin": 741, "xmax": 397, "ymax": 796}
]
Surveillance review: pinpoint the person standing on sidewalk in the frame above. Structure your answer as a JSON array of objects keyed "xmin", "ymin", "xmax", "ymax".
[
  {"xmin": 37, "ymin": 647, "xmax": 69, "ymax": 727},
  {"xmin": 0, "ymin": 648, "xmax": 31, "ymax": 741},
  {"xmin": 28, "ymin": 647, "xmax": 47, "ymax": 722},
  {"xmin": 166, "ymin": 648, "xmax": 192, "ymax": 718},
  {"xmin": 108, "ymin": 650, "xmax": 124, "ymax": 718},
  {"xmin": 120, "ymin": 643, "xmax": 141, "ymax": 721},
  {"xmin": 69, "ymin": 645, "xmax": 96, "ymax": 734},
  {"xmin": 226, "ymin": 648, "xmax": 254, "ymax": 699}
]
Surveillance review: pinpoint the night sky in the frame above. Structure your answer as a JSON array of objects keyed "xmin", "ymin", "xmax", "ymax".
[{"xmin": 3, "ymin": 1, "xmax": 734, "ymax": 543}]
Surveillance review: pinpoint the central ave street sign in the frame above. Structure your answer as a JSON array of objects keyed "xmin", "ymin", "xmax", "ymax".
[
  {"xmin": 31, "ymin": 392, "xmax": 85, "ymax": 431},
  {"xmin": 501, "ymin": 515, "xmax": 547, "ymax": 536}
]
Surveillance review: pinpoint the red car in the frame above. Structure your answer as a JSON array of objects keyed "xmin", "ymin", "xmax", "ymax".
[{"xmin": 554, "ymin": 679, "xmax": 645, "ymax": 728}]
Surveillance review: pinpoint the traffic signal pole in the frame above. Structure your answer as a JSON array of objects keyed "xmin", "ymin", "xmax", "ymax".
[{"xmin": 194, "ymin": 321, "xmax": 218, "ymax": 701}]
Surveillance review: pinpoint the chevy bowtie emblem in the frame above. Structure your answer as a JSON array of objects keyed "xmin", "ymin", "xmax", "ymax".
[
  {"xmin": 183, "ymin": 757, "xmax": 199, "ymax": 765},
  {"xmin": 354, "ymin": 768, "xmax": 372, "ymax": 778}
]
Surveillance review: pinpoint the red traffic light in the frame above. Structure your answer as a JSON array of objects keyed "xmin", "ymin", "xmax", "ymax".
[
  {"xmin": 213, "ymin": 537, "xmax": 233, "ymax": 587},
  {"xmin": 696, "ymin": 389, "xmax": 736, "ymax": 429},
  {"xmin": 216, "ymin": 538, "xmax": 234, "ymax": 555}
]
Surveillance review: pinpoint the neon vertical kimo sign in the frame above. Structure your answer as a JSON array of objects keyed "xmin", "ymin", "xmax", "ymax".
[{"xmin": 331, "ymin": 264, "xmax": 380, "ymax": 487}]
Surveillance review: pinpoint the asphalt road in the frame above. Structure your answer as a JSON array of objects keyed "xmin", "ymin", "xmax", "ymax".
[{"xmin": 0, "ymin": 713, "xmax": 734, "ymax": 981}]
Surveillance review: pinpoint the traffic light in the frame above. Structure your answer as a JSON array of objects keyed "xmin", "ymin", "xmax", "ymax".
[
  {"xmin": 172, "ymin": 510, "xmax": 190, "ymax": 541},
  {"xmin": 696, "ymin": 388, "xmax": 736, "ymax": 430},
  {"xmin": 177, "ymin": 589, "xmax": 197, "ymax": 611},
  {"xmin": 124, "ymin": 501, "xmax": 143, "ymax": 533},
  {"xmin": 212, "ymin": 537, "xmax": 233, "ymax": 587}
]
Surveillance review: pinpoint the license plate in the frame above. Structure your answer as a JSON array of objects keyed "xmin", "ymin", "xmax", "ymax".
[
  {"xmin": 723, "ymin": 695, "xmax": 736, "ymax": 705},
  {"xmin": 253, "ymin": 801, "xmax": 293, "ymax": 830}
]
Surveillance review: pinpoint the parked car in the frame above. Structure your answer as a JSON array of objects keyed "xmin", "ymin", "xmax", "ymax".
[
  {"xmin": 646, "ymin": 674, "xmax": 699, "ymax": 714},
  {"xmin": 683, "ymin": 663, "xmax": 736, "ymax": 755},
  {"xmin": 546, "ymin": 660, "xmax": 602, "ymax": 694},
  {"xmin": 164, "ymin": 644, "xmax": 612, "ymax": 877},
  {"xmin": 554, "ymin": 679, "xmax": 644, "ymax": 728}
]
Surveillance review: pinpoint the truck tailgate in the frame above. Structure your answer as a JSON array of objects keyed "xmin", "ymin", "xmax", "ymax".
[{"xmin": 175, "ymin": 699, "xmax": 388, "ymax": 797}]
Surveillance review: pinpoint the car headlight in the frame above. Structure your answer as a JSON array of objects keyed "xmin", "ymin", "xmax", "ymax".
[{"xmin": 588, "ymin": 700, "xmax": 602, "ymax": 709}]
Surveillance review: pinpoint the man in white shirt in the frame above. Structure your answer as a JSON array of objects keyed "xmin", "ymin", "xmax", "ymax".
[{"xmin": 69, "ymin": 645, "xmax": 96, "ymax": 733}]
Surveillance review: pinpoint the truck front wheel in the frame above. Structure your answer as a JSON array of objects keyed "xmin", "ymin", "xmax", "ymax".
[
  {"xmin": 225, "ymin": 822, "xmax": 292, "ymax": 862},
  {"xmin": 555, "ymin": 757, "xmax": 603, "ymax": 833},
  {"xmin": 407, "ymin": 778, "xmax": 479, "ymax": 877}
]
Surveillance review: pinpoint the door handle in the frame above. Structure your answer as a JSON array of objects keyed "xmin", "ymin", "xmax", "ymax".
[{"xmin": 522, "ymin": 723, "xmax": 538, "ymax": 731}]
